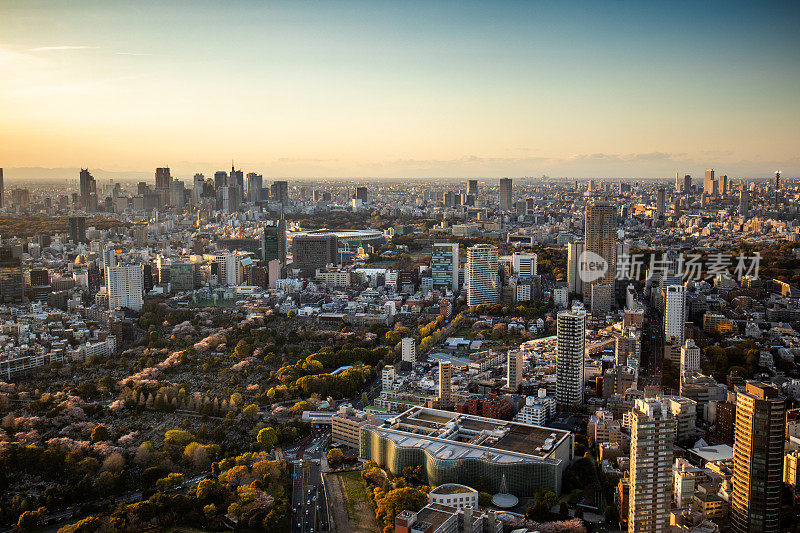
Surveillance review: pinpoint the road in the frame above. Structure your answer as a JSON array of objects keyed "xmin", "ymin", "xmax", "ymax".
[{"xmin": 290, "ymin": 428, "xmax": 331, "ymax": 533}]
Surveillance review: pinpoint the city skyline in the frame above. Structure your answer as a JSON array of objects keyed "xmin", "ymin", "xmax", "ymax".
[{"xmin": 1, "ymin": 0, "xmax": 799, "ymax": 178}]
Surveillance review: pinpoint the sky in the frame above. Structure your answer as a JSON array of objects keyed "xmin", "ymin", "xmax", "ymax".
[{"xmin": 0, "ymin": 0, "xmax": 798, "ymax": 179}]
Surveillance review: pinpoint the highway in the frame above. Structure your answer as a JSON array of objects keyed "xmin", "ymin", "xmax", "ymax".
[{"xmin": 290, "ymin": 428, "xmax": 331, "ymax": 533}]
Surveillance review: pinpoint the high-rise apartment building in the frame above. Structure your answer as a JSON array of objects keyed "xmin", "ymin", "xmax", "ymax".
[
  {"xmin": 556, "ymin": 306, "xmax": 586, "ymax": 408},
  {"xmin": 512, "ymin": 252, "xmax": 537, "ymax": 278},
  {"xmin": 106, "ymin": 264, "xmax": 144, "ymax": 311},
  {"xmin": 466, "ymin": 244, "xmax": 499, "ymax": 306},
  {"xmin": 680, "ymin": 339, "xmax": 700, "ymax": 380},
  {"xmin": 431, "ymin": 242, "xmax": 459, "ymax": 292},
  {"xmin": 629, "ymin": 399, "xmax": 674, "ymax": 532},
  {"xmin": 664, "ymin": 284, "xmax": 686, "ymax": 356},
  {"xmin": 584, "ymin": 202, "xmax": 617, "ymax": 306},
  {"xmin": 499, "ymin": 178, "xmax": 512, "ymax": 211},
  {"xmin": 731, "ymin": 382, "xmax": 786, "ymax": 533},
  {"xmin": 438, "ymin": 361, "xmax": 452, "ymax": 403},
  {"xmin": 507, "ymin": 349, "xmax": 523, "ymax": 392},
  {"xmin": 401, "ymin": 337, "xmax": 416, "ymax": 365}
]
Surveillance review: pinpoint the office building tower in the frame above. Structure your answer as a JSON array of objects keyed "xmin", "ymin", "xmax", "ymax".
[
  {"xmin": 720, "ymin": 174, "xmax": 728, "ymax": 196},
  {"xmin": 193, "ymin": 174, "xmax": 205, "ymax": 203},
  {"xmin": 512, "ymin": 252, "xmax": 537, "ymax": 278},
  {"xmin": 684, "ymin": 174, "xmax": 692, "ymax": 193},
  {"xmin": 584, "ymin": 201, "xmax": 617, "ymax": 306},
  {"xmin": 466, "ymin": 244, "xmax": 499, "ymax": 306},
  {"xmin": 629, "ymin": 399, "xmax": 675, "ymax": 533},
  {"xmin": 106, "ymin": 264, "xmax": 144, "ymax": 311},
  {"xmin": 229, "ymin": 166, "xmax": 243, "ymax": 191},
  {"xmin": 292, "ymin": 234, "xmax": 338, "ymax": 271},
  {"xmin": 79, "ymin": 169, "xmax": 97, "ymax": 211},
  {"xmin": 656, "ymin": 188, "xmax": 666, "ymax": 218},
  {"xmin": 467, "ymin": 179, "xmax": 478, "ymax": 196},
  {"xmin": 214, "ymin": 171, "xmax": 227, "ymax": 189},
  {"xmin": 499, "ymin": 178, "xmax": 513, "ymax": 211},
  {"xmin": 0, "ymin": 246, "xmax": 24, "ymax": 304},
  {"xmin": 731, "ymin": 382, "xmax": 786, "ymax": 533},
  {"xmin": 680, "ymin": 339, "xmax": 700, "ymax": 380},
  {"xmin": 155, "ymin": 167, "xmax": 171, "ymax": 190},
  {"xmin": 68, "ymin": 216, "xmax": 87, "ymax": 244},
  {"xmin": 556, "ymin": 307, "xmax": 586, "ymax": 408},
  {"xmin": 664, "ymin": 284, "xmax": 686, "ymax": 345},
  {"xmin": 507, "ymin": 349, "xmax": 523, "ymax": 392},
  {"xmin": 246, "ymin": 173, "xmax": 263, "ymax": 203},
  {"xmin": 739, "ymin": 190, "xmax": 750, "ymax": 217},
  {"xmin": 355, "ymin": 186, "xmax": 368, "ymax": 203},
  {"xmin": 431, "ymin": 242, "xmax": 459, "ymax": 292},
  {"xmin": 169, "ymin": 178, "xmax": 185, "ymax": 207},
  {"xmin": 567, "ymin": 240, "xmax": 584, "ymax": 295},
  {"xmin": 0, "ymin": 167, "xmax": 3, "ymax": 208},
  {"xmin": 401, "ymin": 337, "xmax": 416, "ymax": 365},
  {"xmin": 703, "ymin": 169, "xmax": 717, "ymax": 196},
  {"xmin": 263, "ymin": 219, "xmax": 287, "ymax": 266},
  {"xmin": 271, "ymin": 181, "xmax": 289, "ymax": 204},
  {"xmin": 438, "ymin": 361, "xmax": 452, "ymax": 403}
]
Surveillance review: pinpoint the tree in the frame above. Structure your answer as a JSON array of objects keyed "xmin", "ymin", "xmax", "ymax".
[
  {"xmin": 559, "ymin": 501, "xmax": 570, "ymax": 520},
  {"xmin": 374, "ymin": 487, "xmax": 428, "ymax": 529},
  {"xmin": 327, "ymin": 448, "xmax": 344, "ymax": 470},
  {"xmin": 17, "ymin": 507, "xmax": 46, "ymax": 531},
  {"xmin": 257, "ymin": 427, "xmax": 278, "ymax": 449},
  {"xmin": 478, "ymin": 492, "xmax": 493, "ymax": 508},
  {"xmin": 90, "ymin": 424, "xmax": 110, "ymax": 443},
  {"xmin": 196, "ymin": 479, "xmax": 218, "ymax": 501},
  {"xmin": 156, "ymin": 472, "xmax": 184, "ymax": 491},
  {"xmin": 242, "ymin": 404, "xmax": 259, "ymax": 420}
]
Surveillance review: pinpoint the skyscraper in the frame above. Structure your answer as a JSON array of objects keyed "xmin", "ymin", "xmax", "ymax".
[
  {"xmin": 683, "ymin": 174, "xmax": 692, "ymax": 193},
  {"xmin": 556, "ymin": 306, "xmax": 586, "ymax": 408},
  {"xmin": 263, "ymin": 219, "xmax": 287, "ymax": 266},
  {"xmin": 679, "ymin": 339, "xmax": 700, "ymax": 382},
  {"xmin": 499, "ymin": 178, "xmax": 512, "ymax": 211},
  {"xmin": 68, "ymin": 216, "xmax": 87, "ymax": 244},
  {"xmin": 703, "ymin": 169, "xmax": 717, "ymax": 196},
  {"xmin": 246, "ymin": 173, "xmax": 263, "ymax": 203},
  {"xmin": 466, "ymin": 244, "xmax": 499, "ymax": 306},
  {"xmin": 438, "ymin": 360, "xmax": 452, "ymax": 403},
  {"xmin": 79, "ymin": 169, "xmax": 97, "ymax": 211},
  {"xmin": 355, "ymin": 186, "xmax": 368, "ymax": 203},
  {"xmin": 467, "ymin": 179, "xmax": 478, "ymax": 196},
  {"xmin": 739, "ymin": 190, "xmax": 750, "ymax": 217},
  {"xmin": 0, "ymin": 167, "xmax": 4, "ymax": 208},
  {"xmin": 567, "ymin": 240, "xmax": 584, "ymax": 295},
  {"xmin": 655, "ymin": 188, "xmax": 666, "ymax": 218},
  {"xmin": 629, "ymin": 399, "xmax": 674, "ymax": 532},
  {"xmin": 0, "ymin": 246, "xmax": 24, "ymax": 304},
  {"xmin": 214, "ymin": 171, "xmax": 227, "ymax": 190},
  {"xmin": 106, "ymin": 264, "xmax": 144, "ymax": 311},
  {"xmin": 507, "ymin": 349, "xmax": 523, "ymax": 392},
  {"xmin": 584, "ymin": 201, "xmax": 617, "ymax": 306},
  {"xmin": 271, "ymin": 181, "xmax": 289, "ymax": 204},
  {"xmin": 731, "ymin": 382, "xmax": 786, "ymax": 533},
  {"xmin": 155, "ymin": 167, "xmax": 171, "ymax": 190},
  {"xmin": 431, "ymin": 242, "xmax": 459, "ymax": 292}
]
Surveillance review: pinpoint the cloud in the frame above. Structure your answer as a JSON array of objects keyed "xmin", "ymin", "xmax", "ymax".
[
  {"xmin": 115, "ymin": 52, "xmax": 153, "ymax": 56},
  {"xmin": 29, "ymin": 46, "xmax": 98, "ymax": 52}
]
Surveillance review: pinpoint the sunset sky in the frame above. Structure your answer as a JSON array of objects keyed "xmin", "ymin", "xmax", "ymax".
[{"xmin": 1, "ymin": 0, "xmax": 798, "ymax": 179}]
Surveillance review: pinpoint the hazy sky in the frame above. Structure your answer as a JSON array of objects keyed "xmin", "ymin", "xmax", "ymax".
[{"xmin": 1, "ymin": 0, "xmax": 798, "ymax": 179}]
